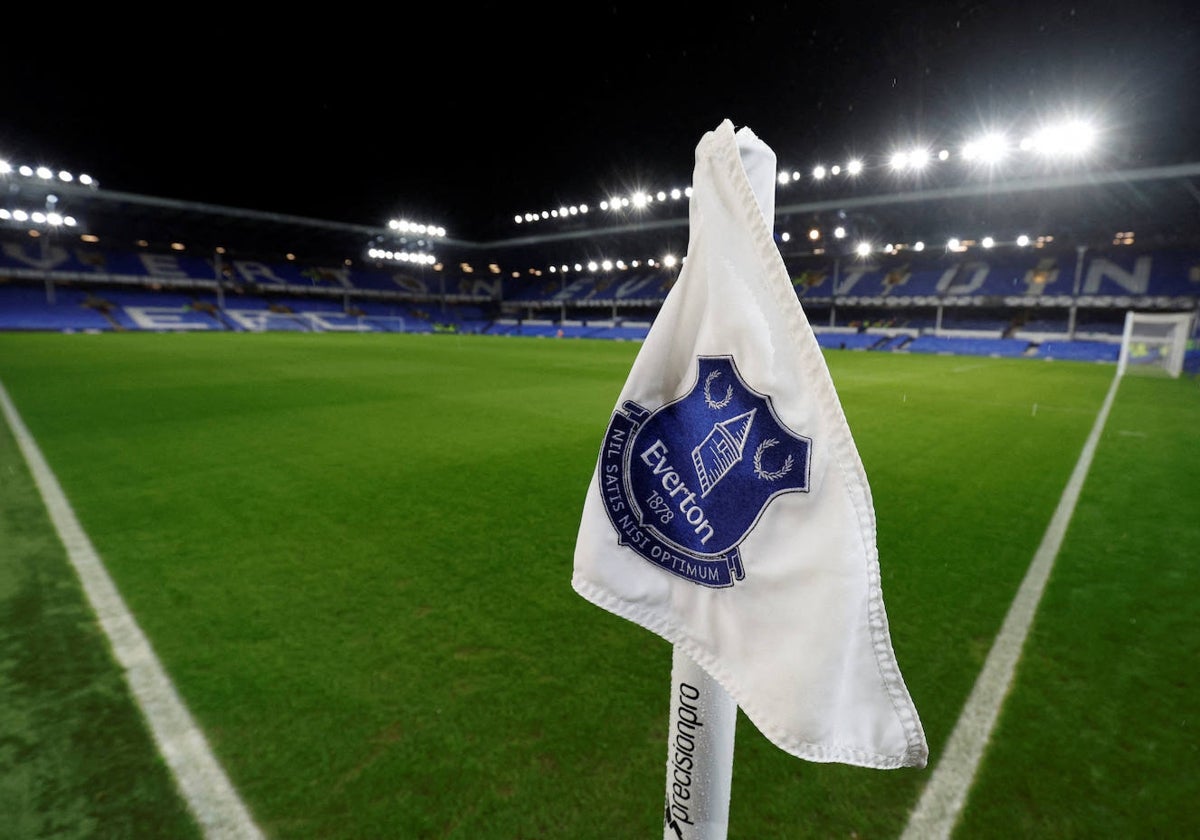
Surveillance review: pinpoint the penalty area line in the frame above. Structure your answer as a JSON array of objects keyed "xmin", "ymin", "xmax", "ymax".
[
  {"xmin": 0, "ymin": 380, "xmax": 263, "ymax": 840},
  {"xmin": 900, "ymin": 370, "xmax": 1122, "ymax": 840}
]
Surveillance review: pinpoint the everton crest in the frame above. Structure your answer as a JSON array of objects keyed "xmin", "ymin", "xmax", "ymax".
[{"xmin": 598, "ymin": 356, "xmax": 812, "ymax": 587}]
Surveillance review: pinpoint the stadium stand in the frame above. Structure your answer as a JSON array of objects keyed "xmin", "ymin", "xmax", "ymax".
[
  {"xmin": 1033, "ymin": 340, "xmax": 1122, "ymax": 363},
  {"xmin": 3, "ymin": 237, "xmax": 1198, "ymax": 368},
  {"xmin": 2, "ymin": 157, "xmax": 1198, "ymax": 368},
  {"xmin": 904, "ymin": 336, "xmax": 1033, "ymax": 358}
]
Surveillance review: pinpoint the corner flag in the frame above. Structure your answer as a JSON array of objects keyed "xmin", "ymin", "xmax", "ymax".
[{"xmin": 572, "ymin": 119, "xmax": 927, "ymax": 770}]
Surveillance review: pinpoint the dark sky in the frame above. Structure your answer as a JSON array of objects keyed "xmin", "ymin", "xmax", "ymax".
[{"xmin": 3, "ymin": 1, "xmax": 1197, "ymax": 241}]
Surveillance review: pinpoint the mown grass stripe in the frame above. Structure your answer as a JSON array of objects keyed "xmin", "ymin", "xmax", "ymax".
[
  {"xmin": 0, "ymin": 378, "xmax": 262, "ymax": 840},
  {"xmin": 900, "ymin": 370, "xmax": 1122, "ymax": 840}
]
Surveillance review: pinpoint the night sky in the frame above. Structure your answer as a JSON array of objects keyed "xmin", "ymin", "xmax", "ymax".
[{"xmin": 3, "ymin": 1, "xmax": 1197, "ymax": 240}]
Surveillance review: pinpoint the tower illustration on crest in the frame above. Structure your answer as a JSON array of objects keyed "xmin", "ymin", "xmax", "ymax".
[{"xmin": 691, "ymin": 409, "xmax": 756, "ymax": 497}]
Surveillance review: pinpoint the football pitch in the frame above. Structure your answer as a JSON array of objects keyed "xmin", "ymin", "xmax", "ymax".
[{"xmin": 0, "ymin": 331, "xmax": 1196, "ymax": 839}]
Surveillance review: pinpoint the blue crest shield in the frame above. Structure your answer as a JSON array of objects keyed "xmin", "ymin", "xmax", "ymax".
[{"xmin": 597, "ymin": 356, "xmax": 812, "ymax": 587}]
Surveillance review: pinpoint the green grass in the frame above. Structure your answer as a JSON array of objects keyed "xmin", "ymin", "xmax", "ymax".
[
  {"xmin": 953, "ymin": 373, "xmax": 1200, "ymax": 839},
  {"xmin": 0, "ymin": 373, "xmax": 202, "ymax": 839},
  {"xmin": 0, "ymin": 331, "xmax": 1194, "ymax": 838}
]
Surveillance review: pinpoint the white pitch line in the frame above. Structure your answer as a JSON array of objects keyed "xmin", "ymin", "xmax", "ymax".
[
  {"xmin": 0, "ymin": 380, "xmax": 263, "ymax": 840},
  {"xmin": 901, "ymin": 370, "xmax": 1122, "ymax": 840}
]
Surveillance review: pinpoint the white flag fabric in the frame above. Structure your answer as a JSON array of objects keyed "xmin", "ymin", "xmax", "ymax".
[{"xmin": 572, "ymin": 119, "xmax": 927, "ymax": 769}]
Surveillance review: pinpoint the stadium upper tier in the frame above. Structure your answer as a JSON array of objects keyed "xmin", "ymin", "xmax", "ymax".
[{"xmin": 2, "ymin": 238, "xmax": 1197, "ymax": 310}]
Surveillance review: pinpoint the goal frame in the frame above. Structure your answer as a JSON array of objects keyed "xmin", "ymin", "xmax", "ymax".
[{"xmin": 1116, "ymin": 310, "xmax": 1196, "ymax": 379}]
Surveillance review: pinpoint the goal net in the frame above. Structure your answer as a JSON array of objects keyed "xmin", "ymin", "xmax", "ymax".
[{"xmin": 1116, "ymin": 311, "xmax": 1196, "ymax": 378}]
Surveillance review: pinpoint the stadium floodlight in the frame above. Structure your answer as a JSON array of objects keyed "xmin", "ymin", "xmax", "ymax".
[
  {"xmin": 913, "ymin": 241, "xmax": 925, "ymax": 251},
  {"xmin": 367, "ymin": 247, "xmax": 437, "ymax": 265},
  {"xmin": 855, "ymin": 242, "xmax": 872, "ymax": 256},
  {"xmin": 938, "ymin": 149, "xmax": 950, "ymax": 161},
  {"xmin": 812, "ymin": 165, "xmax": 826, "ymax": 180},
  {"xmin": 962, "ymin": 132, "xmax": 1008, "ymax": 165},
  {"xmin": 833, "ymin": 226, "xmax": 846, "ymax": 239},
  {"xmin": 947, "ymin": 237, "xmax": 962, "ymax": 251},
  {"xmin": 388, "ymin": 218, "xmax": 447, "ymax": 238},
  {"xmin": 0, "ymin": 159, "xmax": 10, "ymax": 175},
  {"xmin": 808, "ymin": 228, "xmax": 820, "ymax": 241},
  {"xmin": 777, "ymin": 171, "xmax": 790, "ymax": 185},
  {"xmin": 846, "ymin": 159, "xmax": 863, "ymax": 175},
  {"xmin": 1028, "ymin": 118, "xmax": 1097, "ymax": 157},
  {"xmin": 981, "ymin": 236, "xmax": 995, "ymax": 248},
  {"xmin": 890, "ymin": 148, "xmax": 929, "ymax": 171},
  {"xmin": 1016, "ymin": 234, "xmax": 1030, "ymax": 247},
  {"xmin": 35, "ymin": 165, "xmax": 52, "ymax": 179}
]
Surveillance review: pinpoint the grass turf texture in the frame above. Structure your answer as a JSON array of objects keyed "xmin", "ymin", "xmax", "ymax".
[
  {"xmin": 952, "ymin": 372, "xmax": 1200, "ymax": 838},
  {"xmin": 0, "ymin": 331, "xmax": 1192, "ymax": 838},
  {"xmin": 0, "ymin": 377, "xmax": 202, "ymax": 838}
]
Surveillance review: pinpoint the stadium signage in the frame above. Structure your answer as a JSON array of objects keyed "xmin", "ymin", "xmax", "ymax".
[{"xmin": 597, "ymin": 356, "xmax": 811, "ymax": 587}]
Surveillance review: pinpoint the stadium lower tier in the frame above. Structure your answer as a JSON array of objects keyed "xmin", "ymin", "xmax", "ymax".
[{"xmin": 3, "ymin": 281, "xmax": 1197, "ymax": 373}]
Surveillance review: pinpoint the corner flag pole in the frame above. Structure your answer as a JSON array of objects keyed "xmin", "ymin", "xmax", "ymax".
[
  {"xmin": 664, "ymin": 649, "xmax": 738, "ymax": 839},
  {"xmin": 661, "ymin": 129, "xmax": 778, "ymax": 840}
]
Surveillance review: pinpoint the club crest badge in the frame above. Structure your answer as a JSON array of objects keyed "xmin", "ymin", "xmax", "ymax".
[{"xmin": 598, "ymin": 356, "xmax": 812, "ymax": 587}]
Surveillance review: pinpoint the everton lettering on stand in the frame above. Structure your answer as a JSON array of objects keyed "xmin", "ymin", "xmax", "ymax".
[{"xmin": 598, "ymin": 356, "xmax": 811, "ymax": 587}]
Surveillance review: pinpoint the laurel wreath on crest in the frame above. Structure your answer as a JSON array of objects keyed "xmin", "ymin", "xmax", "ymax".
[
  {"xmin": 703, "ymin": 371, "xmax": 733, "ymax": 409},
  {"xmin": 753, "ymin": 438, "xmax": 794, "ymax": 480}
]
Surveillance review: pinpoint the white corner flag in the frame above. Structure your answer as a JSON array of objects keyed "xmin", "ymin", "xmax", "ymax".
[{"xmin": 572, "ymin": 120, "xmax": 928, "ymax": 778}]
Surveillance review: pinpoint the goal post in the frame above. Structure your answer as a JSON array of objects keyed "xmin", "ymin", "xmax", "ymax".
[{"xmin": 1116, "ymin": 310, "xmax": 1197, "ymax": 379}]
